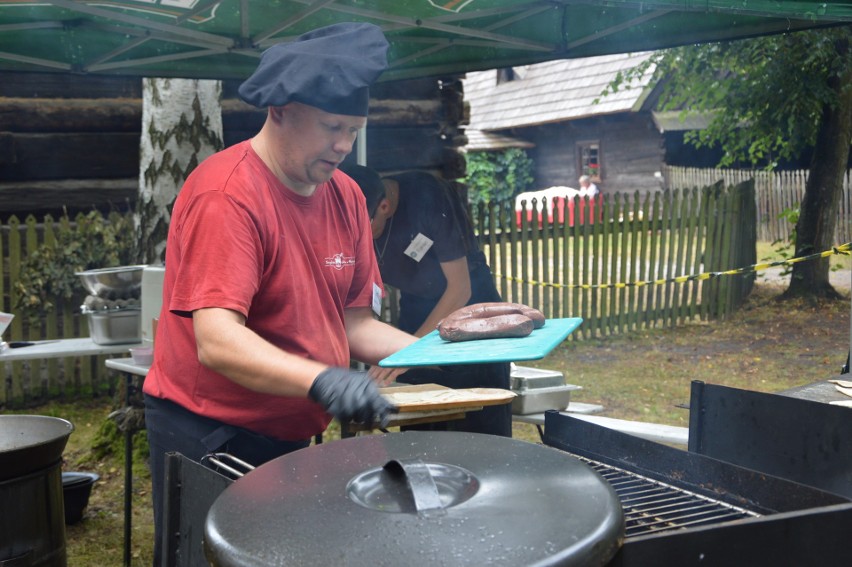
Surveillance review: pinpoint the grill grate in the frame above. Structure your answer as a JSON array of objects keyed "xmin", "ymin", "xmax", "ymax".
[{"xmin": 575, "ymin": 455, "xmax": 760, "ymax": 538}]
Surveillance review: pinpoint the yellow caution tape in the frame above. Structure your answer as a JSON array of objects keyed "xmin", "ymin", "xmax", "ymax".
[{"xmin": 495, "ymin": 242, "xmax": 851, "ymax": 290}]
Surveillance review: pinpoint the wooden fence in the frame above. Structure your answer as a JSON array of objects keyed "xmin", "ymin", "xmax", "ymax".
[
  {"xmin": 0, "ymin": 213, "xmax": 132, "ymax": 408},
  {"xmin": 0, "ymin": 179, "xmax": 758, "ymax": 407},
  {"xmin": 471, "ymin": 180, "xmax": 757, "ymax": 340},
  {"xmin": 663, "ymin": 166, "xmax": 852, "ymax": 244}
]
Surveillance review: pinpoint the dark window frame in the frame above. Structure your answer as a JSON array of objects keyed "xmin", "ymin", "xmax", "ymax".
[{"xmin": 577, "ymin": 141, "xmax": 602, "ymax": 183}]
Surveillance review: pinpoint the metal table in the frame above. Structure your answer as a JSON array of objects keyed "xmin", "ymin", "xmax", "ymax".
[
  {"xmin": 777, "ymin": 377, "xmax": 852, "ymax": 405},
  {"xmin": 513, "ymin": 404, "xmax": 690, "ymax": 447},
  {"xmin": 0, "ymin": 337, "xmax": 140, "ymax": 361},
  {"xmin": 104, "ymin": 357, "xmax": 149, "ymax": 567}
]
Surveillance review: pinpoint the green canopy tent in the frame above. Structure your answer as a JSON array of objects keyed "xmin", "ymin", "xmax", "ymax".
[{"xmin": 0, "ymin": 1, "xmax": 851, "ymax": 81}]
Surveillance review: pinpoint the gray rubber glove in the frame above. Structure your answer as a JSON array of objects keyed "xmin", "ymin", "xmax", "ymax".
[{"xmin": 308, "ymin": 367, "xmax": 398, "ymax": 427}]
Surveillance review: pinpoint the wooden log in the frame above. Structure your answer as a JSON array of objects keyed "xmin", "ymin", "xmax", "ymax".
[
  {"xmin": 1, "ymin": 132, "xmax": 139, "ymax": 180},
  {"xmin": 0, "ymin": 71, "xmax": 142, "ymax": 99},
  {"xmin": 0, "ymin": 178, "xmax": 137, "ymax": 214},
  {"xmin": 3, "ymin": 122, "xmax": 462, "ymax": 183},
  {"xmin": 364, "ymin": 127, "xmax": 453, "ymax": 171},
  {"xmin": 442, "ymin": 148, "xmax": 467, "ymax": 180},
  {"xmin": 372, "ymin": 77, "xmax": 442, "ymax": 100},
  {"xmin": 221, "ymin": 97, "xmax": 449, "ymax": 128},
  {"xmin": 0, "ymin": 98, "xmax": 142, "ymax": 132},
  {"xmin": 0, "ymin": 96, "xmax": 453, "ymax": 133},
  {"xmin": 439, "ymin": 78, "xmax": 467, "ymax": 126},
  {"xmin": 0, "ymin": 132, "xmax": 14, "ymax": 165},
  {"xmin": 225, "ymin": 76, "xmax": 445, "ymax": 101}
]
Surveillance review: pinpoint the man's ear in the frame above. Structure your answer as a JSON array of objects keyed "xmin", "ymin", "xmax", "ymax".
[
  {"xmin": 269, "ymin": 106, "xmax": 286, "ymax": 123},
  {"xmin": 381, "ymin": 179, "xmax": 399, "ymax": 212},
  {"xmin": 377, "ymin": 197, "xmax": 391, "ymax": 213}
]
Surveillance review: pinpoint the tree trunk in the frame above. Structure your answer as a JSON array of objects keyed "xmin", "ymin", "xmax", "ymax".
[
  {"xmin": 783, "ymin": 33, "xmax": 852, "ymax": 300},
  {"xmin": 137, "ymin": 78, "xmax": 223, "ymax": 264}
]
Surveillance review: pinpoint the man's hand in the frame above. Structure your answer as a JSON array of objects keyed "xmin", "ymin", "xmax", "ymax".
[{"xmin": 308, "ymin": 367, "xmax": 398, "ymax": 427}]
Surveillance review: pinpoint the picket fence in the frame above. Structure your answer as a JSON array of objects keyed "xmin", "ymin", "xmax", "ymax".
[
  {"xmin": 0, "ymin": 177, "xmax": 773, "ymax": 408},
  {"xmin": 0, "ymin": 213, "xmax": 125, "ymax": 407},
  {"xmin": 471, "ymin": 180, "xmax": 756, "ymax": 341},
  {"xmin": 663, "ymin": 166, "xmax": 852, "ymax": 244}
]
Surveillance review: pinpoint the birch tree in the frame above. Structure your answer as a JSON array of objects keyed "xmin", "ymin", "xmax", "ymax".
[{"xmin": 138, "ymin": 78, "xmax": 223, "ymax": 263}]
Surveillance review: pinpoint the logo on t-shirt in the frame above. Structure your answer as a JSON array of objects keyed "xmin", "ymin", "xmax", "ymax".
[{"xmin": 325, "ymin": 252, "xmax": 356, "ymax": 270}]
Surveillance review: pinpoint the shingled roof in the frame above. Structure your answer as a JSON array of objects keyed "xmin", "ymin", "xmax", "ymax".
[{"xmin": 464, "ymin": 52, "xmax": 657, "ymax": 145}]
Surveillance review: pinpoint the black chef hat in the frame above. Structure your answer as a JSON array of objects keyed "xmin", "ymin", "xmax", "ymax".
[
  {"xmin": 340, "ymin": 164, "xmax": 385, "ymax": 217},
  {"xmin": 238, "ymin": 22, "xmax": 389, "ymax": 116}
]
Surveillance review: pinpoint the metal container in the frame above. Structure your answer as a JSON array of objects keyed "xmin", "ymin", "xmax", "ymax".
[
  {"xmin": 510, "ymin": 365, "xmax": 567, "ymax": 390},
  {"xmin": 75, "ymin": 265, "xmax": 146, "ymax": 299},
  {"xmin": 85, "ymin": 309, "xmax": 141, "ymax": 345},
  {"xmin": 0, "ymin": 415, "xmax": 74, "ymax": 567},
  {"xmin": 512, "ymin": 384, "xmax": 581, "ymax": 414},
  {"xmin": 510, "ymin": 365, "xmax": 581, "ymax": 414}
]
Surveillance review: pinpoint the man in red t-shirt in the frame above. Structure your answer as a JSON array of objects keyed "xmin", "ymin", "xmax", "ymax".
[{"xmin": 142, "ymin": 22, "xmax": 416, "ymax": 566}]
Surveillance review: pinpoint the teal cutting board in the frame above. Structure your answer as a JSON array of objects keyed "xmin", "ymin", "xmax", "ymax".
[{"xmin": 378, "ymin": 317, "xmax": 583, "ymax": 367}]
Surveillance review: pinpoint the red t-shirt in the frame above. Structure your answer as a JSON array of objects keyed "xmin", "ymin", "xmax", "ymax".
[{"xmin": 142, "ymin": 140, "xmax": 382, "ymax": 440}]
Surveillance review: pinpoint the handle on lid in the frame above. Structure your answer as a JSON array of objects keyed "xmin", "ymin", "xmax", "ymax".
[{"xmin": 383, "ymin": 458, "xmax": 446, "ymax": 516}]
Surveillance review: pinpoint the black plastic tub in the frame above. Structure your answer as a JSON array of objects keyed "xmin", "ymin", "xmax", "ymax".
[{"xmin": 62, "ymin": 472, "xmax": 99, "ymax": 525}]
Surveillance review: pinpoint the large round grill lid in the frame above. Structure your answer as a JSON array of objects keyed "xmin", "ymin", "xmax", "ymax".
[{"xmin": 204, "ymin": 431, "xmax": 623, "ymax": 567}]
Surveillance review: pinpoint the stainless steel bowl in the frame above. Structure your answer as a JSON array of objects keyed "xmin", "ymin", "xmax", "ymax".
[{"xmin": 75, "ymin": 265, "xmax": 147, "ymax": 298}]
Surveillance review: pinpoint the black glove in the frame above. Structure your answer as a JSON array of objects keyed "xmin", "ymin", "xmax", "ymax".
[{"xmin": 308, "ymin": 367, "xmax": 398, "ymax": 427}]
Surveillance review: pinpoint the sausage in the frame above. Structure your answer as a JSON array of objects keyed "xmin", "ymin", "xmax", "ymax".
[
  {"xmin": 436, "ymin": 302, "xmax": 546, "ymax": 342},
  {"xmin": 438, "ymin": 313, "xmax": 534, "ymax": 342},
  {"xmin": 440, "ymin": 302, "xmax": 546, "ymax": 328}
]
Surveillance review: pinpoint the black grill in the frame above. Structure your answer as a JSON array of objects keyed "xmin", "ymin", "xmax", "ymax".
[
  {"xmin": 542, "ymin": 381, "xmax": 852, "ymax": 567},
  {"xmin": 577, "ymin": 455, "xmax": 758, "ymax": 537}
]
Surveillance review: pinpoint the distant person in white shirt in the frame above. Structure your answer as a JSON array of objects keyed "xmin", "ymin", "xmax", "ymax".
[{"xmin": 578, "ymin": 175, "xmax": 599, "ymax": 197}]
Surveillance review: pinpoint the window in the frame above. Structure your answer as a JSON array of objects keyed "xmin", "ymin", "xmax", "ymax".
[{"xmin": 577, "ymin": 142, "xmax": 601, "ymax": 182}]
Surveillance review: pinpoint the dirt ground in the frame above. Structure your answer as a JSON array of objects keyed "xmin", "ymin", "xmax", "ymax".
[{"xmin": 536, "ymin": 272, "xmax": 852, "ymax": 427}]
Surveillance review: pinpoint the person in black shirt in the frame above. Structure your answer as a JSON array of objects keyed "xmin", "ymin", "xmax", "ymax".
[{"xmin": 344, "ymin": 165, "xmax": 512, "ymax": 437}]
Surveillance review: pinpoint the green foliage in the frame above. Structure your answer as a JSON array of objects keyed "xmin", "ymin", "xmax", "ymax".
[
  {"xmin": 613, "ymin": 27, "xmax": 852, "ymax": 169},
  {"xmin": 14, "ymin": 210, "xmax": 138, "ymax": 324},
  {"xmin": 464, "ymin": 148, "xmax": 535, "ymax": 207}
]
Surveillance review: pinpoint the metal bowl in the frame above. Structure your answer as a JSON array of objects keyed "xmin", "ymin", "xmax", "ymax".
[{"xmin": 75, "ymin": 265, "xmax": 147, "ymax": 298}]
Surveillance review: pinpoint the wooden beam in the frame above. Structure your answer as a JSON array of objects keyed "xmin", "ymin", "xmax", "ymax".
[
  {"xmin": 1, "ymin": 132, "xmax": 139, "ymax": 181},
  {"xmin": 0, "ymin": 178, "xmax": 137, "ymax": 214},
  {"xmin": 0, "ymin": 98, "xmax": 141, "ymax": 132},
  {"xmin": 1, "ymin": 96, "xmax": 453, "ymax": 132}
]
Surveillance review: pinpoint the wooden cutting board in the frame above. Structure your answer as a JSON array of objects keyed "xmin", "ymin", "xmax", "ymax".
[{"xmin": 379, "ymin": 383, "xmax": 516, "ymax": 413}]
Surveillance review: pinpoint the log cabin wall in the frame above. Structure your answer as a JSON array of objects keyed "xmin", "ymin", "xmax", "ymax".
[
  {"xmin": 0, "ymin": 72, "xmax": 467, "ymax": 217},
  {"xmin": 525, "ymin": 113, "xmax": 664, "ymax": 195},
  {"xmin": 0, "ymin": 71, "xmax": 143, "ymax": 216}
]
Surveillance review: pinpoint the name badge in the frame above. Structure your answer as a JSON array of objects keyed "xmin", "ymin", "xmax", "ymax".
[
  {"xmin": 404, "ymin": 233, "xmax": 434, "ymax": 262},
  {"xmin": 372, "ymin": 282, "xmax": 383, "ymax": 316}
]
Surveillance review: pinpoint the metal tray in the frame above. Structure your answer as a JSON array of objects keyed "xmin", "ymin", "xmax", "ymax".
[
  {"xmin": 512, "ymin": 384, "xmax": 581, "ymax": 415},
  {"xmin": 510, "ymin": 365, "xmax": 565, "ymax": 391}
]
